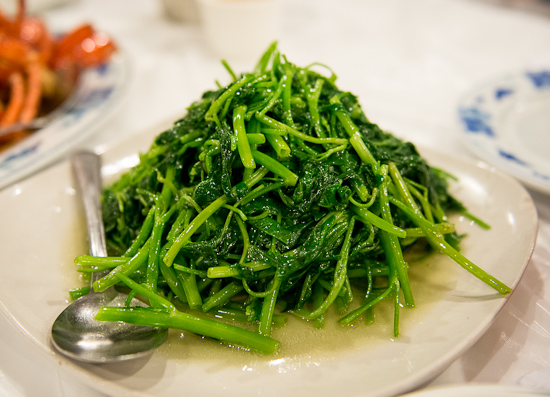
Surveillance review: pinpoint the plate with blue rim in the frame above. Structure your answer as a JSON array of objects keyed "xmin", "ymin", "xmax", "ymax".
[
  {"xmin": 0, "ymin": 52, "xmax": 129, "ymax": 191},
  {"xmin": 457, "ymin": 69, "xmax": 550, "ymax": 194}
]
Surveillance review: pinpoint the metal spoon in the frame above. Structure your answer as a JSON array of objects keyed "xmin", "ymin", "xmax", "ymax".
[{"xmin": 51, "ymin": 151, "xmax": 167, "ymax": 363}]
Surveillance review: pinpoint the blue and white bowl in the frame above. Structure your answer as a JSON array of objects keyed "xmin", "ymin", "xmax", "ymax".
[{"xmin": 457, "ymin": 70, "xmax": 550, "ymax": 194}]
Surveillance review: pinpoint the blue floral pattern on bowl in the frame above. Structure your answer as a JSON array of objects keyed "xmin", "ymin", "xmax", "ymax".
[
  {"xmin": 459, "ymin": 107, "xmax": 494, "ymax": 137},
  {"xmin": 526, "ymin": 71, "xmax": 550, "ymax": 88},
  {"xmin": 457, "ymin": 69, "xmax": 550, "ymax": 194}
]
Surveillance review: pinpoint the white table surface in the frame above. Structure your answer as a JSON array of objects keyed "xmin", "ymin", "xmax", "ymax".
[{"xmin": 1, "ymin": 0, "xmax": 549, "ymax": 395}]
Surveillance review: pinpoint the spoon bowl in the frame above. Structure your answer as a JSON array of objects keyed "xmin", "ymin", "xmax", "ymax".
[
  {"xmin": 51, "ymin": 287, "xmax": 168, "ymax": 363},
  {"xmin": 51, "ymin": 151, "xmax": 167, "ymax": 363}
]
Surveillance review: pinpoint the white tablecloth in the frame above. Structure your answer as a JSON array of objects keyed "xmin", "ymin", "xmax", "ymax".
[{"xmin": 1, "ymin": 0, "xmax": 549, "ymax": 395}]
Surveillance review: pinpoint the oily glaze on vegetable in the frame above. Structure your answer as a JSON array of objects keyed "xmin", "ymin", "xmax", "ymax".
[{"xmin": 74, "ymin": 43, "xmax": 510, "ymax": 354}]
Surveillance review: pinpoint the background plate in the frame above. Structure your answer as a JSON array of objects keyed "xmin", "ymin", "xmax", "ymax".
[
  {"xmin": 457, "ymin": 70, "xmax": 550, "ymax": 194},
  {"xmin": 0, "ymin": 52, "xmax": 129, "ymax": 191},
  {"xmin": 0, "ymin": 121, "xmax": 538, "ymax": 397}
]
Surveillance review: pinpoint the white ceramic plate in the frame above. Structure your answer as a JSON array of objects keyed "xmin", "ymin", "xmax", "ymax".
[
  {"xmin": 0, "ymin": 122, "xmax": 538, "ymax": 397},
  {"xmin": 0, "ymin": 52, "xmax": 129, "ymax": 191},
  {"xmin": 457, "ymin": 70, "xmax": 550, "ymax": 194}
]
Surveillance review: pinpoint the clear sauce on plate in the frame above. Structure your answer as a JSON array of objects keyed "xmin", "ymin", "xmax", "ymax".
[{"xmin": 155, "ymin": 252, "xmax": 458, "ymax": 372}]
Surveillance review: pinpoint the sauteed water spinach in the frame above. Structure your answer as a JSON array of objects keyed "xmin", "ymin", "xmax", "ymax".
[{"xmin": 72, "ymin": 43, "xmax": 511, "ymax": 354}]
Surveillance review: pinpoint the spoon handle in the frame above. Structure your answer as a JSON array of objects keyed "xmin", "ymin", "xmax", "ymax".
[{"xmin": 71, "ymin": 151, "xmax": 109, "ymax": 283}]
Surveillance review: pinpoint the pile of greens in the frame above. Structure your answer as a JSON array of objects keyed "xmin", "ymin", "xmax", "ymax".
[{"xmin": 74, "ymin": 43, "xmax": 510, "ymax": 354}]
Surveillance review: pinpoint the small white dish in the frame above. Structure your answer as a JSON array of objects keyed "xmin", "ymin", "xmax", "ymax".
[
  {"xmin": 457, "ymin": 70, "xmax": 550, "ymax": 194},
  {"xmin": 197, "ymin": 0, "xmax": 281, "ymax": 61},
  {"xmin": 0, "ymin": 119, "xmax": 538, "ymax": 397},
  {"xmin": 0, "ymin": 52, "xmax": 129, "ymax": 191}
]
